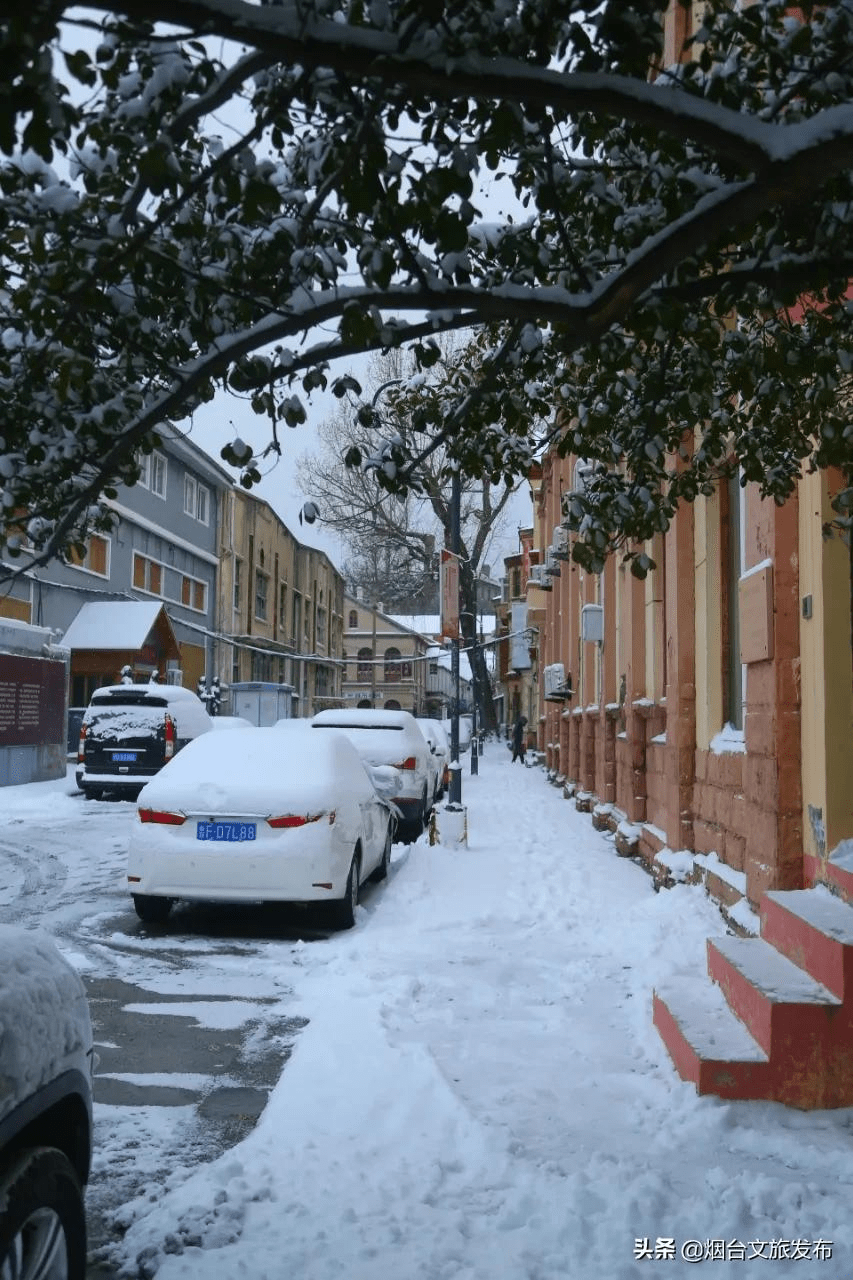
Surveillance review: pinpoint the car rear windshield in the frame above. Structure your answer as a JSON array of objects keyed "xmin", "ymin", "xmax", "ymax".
[
  {"xmin": 91, "ymin": 691, "xmax": 169, "ymax": 708},
  {"xmin": 312, "ymin": 722, "xmax": 403, "ymax": 730}
]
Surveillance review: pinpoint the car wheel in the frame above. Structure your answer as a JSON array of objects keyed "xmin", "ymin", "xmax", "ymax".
[
  {"xmin": 330, "ymin": 852, "xmax": 360, "ymax": 930},
  {"xmin": 369, "ymin": 824, "xmax": 392, "ymax": 884},
  {"xmin": 0, "ymin": 1147, "xmax": 86, "ymax": 1280},
  {"xmin": 132, "ymin": 894, "xmax": 172, "ymax": 924},
  {"xmin": 81, "ymin": 786, "xmax": 102, "ymax": 802}
]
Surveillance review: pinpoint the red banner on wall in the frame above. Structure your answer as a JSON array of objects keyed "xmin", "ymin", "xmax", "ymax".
[
  {"xmin": 440, "ymin": 549, "xmax": 460, "ymax": 641},
  {"xmin": 0, "ymin": 653, "xmax": 66, "ymax": 747}
]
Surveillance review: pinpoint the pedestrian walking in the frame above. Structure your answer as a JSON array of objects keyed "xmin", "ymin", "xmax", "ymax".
[{"xmin": 510, "ymin": 715, "xmax": 528, "ymax": 764}]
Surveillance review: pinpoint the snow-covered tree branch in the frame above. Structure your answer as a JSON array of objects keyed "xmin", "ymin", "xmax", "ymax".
[{"xmin": 5, "ymin": 0, "xmax": 853, "ymax": 571}]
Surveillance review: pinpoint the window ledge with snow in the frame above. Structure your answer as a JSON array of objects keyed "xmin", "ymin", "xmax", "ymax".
[{"xmin": 709, "ymin": 724, "xmax": 746, "ymax": 755}]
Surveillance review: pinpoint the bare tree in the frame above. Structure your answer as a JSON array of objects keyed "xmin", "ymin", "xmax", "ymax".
[{"xmin": 298, "ymin": 345, "xmax": 516, "ymax": 728}]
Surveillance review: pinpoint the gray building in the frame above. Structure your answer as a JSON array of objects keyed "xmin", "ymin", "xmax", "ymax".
[{"xmin": 0, "ymin": 428, "xmax": 233, "ymax": 706}]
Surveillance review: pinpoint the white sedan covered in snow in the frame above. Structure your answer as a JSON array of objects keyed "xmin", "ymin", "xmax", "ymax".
[
  {"xmin": 126, "ymin": 726, "xmax": 396, "ymax": 929},
  {"xmin": 310, "ymin": 708, "xmax": 433, "ymax": 842}
]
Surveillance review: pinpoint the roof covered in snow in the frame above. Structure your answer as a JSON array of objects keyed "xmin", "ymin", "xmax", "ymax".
[{"xmin": 60, "ymin": 601, "xmax": 177, "ymax": 652}]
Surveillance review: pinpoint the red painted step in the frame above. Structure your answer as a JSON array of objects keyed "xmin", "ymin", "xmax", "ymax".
[
  {"xmin": 653, "ymin": 974, "xmax": 769, "ymax": 1099},
  {"xmin": 761, "ymin": 888, "xmax": 853, "ymax": 1001},
  {"xmin": 707, "ymin": 935, "xmax": 839, "ymax": 1057},
  {"xmin": 655, "ymin": 889, "xmax": 853, "ymax": 1108}
]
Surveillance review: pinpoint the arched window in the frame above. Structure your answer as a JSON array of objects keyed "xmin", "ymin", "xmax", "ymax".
[
  {"xmin": 348, "ymin": 609, "xmax": 358, "ymax": 629},
  {"xmin": 384, "ymin": 646, "xmax": 402, "ymax": 682},
  {"xmin": 357, "ymin": 647, "xmax": 372, "ymax": 680},
  {"xmin": 384, "ymin": 699, "xmax": 401, "ymax": 711},
  {"xmin": 357, "ymin": 698, "xmax": 372, "ymax": 708}
]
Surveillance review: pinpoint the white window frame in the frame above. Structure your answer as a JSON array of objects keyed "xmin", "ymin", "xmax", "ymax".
[
  {"xmin": 137, "ymin": 449, "xmax": 167, "ymax": 499},
  {"xmin": 69, "ymin": 533, "xmax": 111, "ymax": 579},
  {"xmin": 150, "ymin": 451, "xmax": 167, "ymax": 498},
  {"xmin": 184, "ymin": 473, "xmax": 210, "ymax": 525},
  {"xmin": 179, "ymin": 572, "xmax": 207, "ymax": 614}
]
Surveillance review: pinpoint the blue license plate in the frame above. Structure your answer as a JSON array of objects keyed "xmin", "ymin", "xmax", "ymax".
[
  {"xmin": 112, "ymin": 751, "xmax": 138, "ymax": 763},
  {"xmin": 197, "ymin": 821, "xmax": 256, "ymax": 843}
]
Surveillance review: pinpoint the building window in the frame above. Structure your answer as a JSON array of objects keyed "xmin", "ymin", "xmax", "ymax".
[
  {"xmin": 384, "ymin": 646, "xmax": 402, "ymax": 682},
  {"xmin": 132, "ymin": 553, "xmax": 162, "ymax": 596},
  {"xmin": 511, "ymin": 568, "xmax": 521, "ymax": 598},
  {"xmin": 357, "ymin": 647, "xmax": 373, "ymax": 680},
  {"xmin": 292, "ymin": 594, "xmax": 301, "ymax": 645},
  {"xmin": 68, "ymin": 534, "xmax": 110, "ymax": 578},
  {"xmin": 384, "ymin": 699, "xmax": 401, "ymax": 711},
  {"xmin": 184, "ymin": 474, "xmax": 210, "ymax": 524},
  {"xmin": 137, "ymin": 450, "xmax": 167, "ymax": 498},
  {"xmin": 180, "ymin": 575, "xmax": 206, "ymax": 612},
  {"xmin": 251, "ymin": 650, "xmax": 274, "ymax": 681},
  {"xmin": 349, "ymin": 609, "xmax": 358, "ymax": 628},
  {"xmin": 316, "ymin": 605, "xmax": 327, "ymax": 650},
  {"xmin": 255, "ymin": 569, "xmax": 269, "ymax": 621},
  {"xmin": 279, "ymin": 583, "xmax": 287, "ymax": 629},
  {"xmin": 233, "ymin": 558, "xmax": 242, "ymax": 612}
]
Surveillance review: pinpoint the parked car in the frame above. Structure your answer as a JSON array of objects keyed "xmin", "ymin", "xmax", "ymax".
[
  {"xmin": 127, "ymin": 725, "xmax": 396, "ymax": 929},
  {"xmin": 76, "ymin": 683, "xmax": 213, "ymax": 800},
  {"xmin": 0, "ymin": 925, "xmax": 94, "ymax": 1280},
  {"xmin": 418, "ymin": 718, "xmax": 450, "ymax": 801},
  {"xmin": 311, "ymin": 708, "xmax": 433, "ymax": 843},
  {"xmin": 441, "ymin": 714, "xmax": 473, "ymax": 755}
]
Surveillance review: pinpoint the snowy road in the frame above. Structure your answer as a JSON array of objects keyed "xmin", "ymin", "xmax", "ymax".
[
  {"xmin": 0, "ymin": 774, "xmax": 314, "ymax": 1276},
  {"xmin": 3, "ymin": 751, "xmax": 853, "ymax": 1279}
]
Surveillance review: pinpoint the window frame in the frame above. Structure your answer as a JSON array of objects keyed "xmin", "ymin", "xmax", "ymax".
[
  {"xmin": 137, "ymin": 449, "xmax": 167, "ymax": 499},
  {"xmin": 255, "ymin": 568, "xmax": 269, "ymax": 621},
  {"xmin": 68, "ymin": 533, "xmax": 111, "ymax": 579},
  {"xmin": 183, "ymin": 473, "xmax": 210, "ymax": 525}
]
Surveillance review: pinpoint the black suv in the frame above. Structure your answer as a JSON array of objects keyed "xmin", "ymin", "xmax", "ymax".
[
  {"xmin": 0, "ymin": 925, "xmax": 94, "ymax": 1280},
  {"xmin": 76, "ymin": 682, "xmax": 213, "ymax": 800}
]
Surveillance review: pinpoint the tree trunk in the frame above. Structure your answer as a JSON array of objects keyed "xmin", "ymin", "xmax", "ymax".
[{"xmin": 458, "ymin": 559, "xmax": 498, "ymax": 733}]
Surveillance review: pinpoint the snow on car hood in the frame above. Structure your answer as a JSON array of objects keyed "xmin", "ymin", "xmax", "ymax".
[
  {"xmin": 0, "ymin": 925, "xmax": 91, "ymax": 1115},
  {"xmin": 137, "ymin": 727, "xmax": 374, "ymax": 816}
]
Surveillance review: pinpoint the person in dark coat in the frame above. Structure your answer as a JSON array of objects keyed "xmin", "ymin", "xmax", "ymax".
[{"xmin": 511, "ymin": 715, "xmax": 528, "ymax": 763}]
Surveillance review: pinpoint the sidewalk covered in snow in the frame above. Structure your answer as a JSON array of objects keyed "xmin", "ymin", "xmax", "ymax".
[{"xmin": 103, "ymin": 746, "xmax": 852, "ymax": 1278}]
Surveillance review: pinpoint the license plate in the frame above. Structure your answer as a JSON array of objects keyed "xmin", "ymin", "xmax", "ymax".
[
  {"xmin": 196, "ymin": 821, "xmax": 256, "ymax": 843},
  {"xmin": 112, "ymin": 751, "xmax": 138, "ymax": 763}
]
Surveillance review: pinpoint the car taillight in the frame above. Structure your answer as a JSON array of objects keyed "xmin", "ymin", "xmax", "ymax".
[
  {"xmin": 77, "ymin": 722, "xmax": 86, "ymax": 763},
  {"xmin": 138, "ymin": 809, "xmax": 186, "ymax": 825},
  {"xmin": 393, "ymin": 757, "xmax": 417, "ymax": 770},
  {"xmin": 164, "ymin": 712, "xmax": 176, "ymax": 759},
  {"xmin": 267, "ymin": 812, "xmax": 332, "ymax": 828}
]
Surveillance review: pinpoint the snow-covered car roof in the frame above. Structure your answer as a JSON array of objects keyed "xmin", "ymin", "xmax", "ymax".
[
  {"xmin": 137, "ymin": 725, "xmax": 379, "ymax": 815},
  {"xmin": 89, "ymin": 683, "xmax": 206, "ymax": 704},
  {"xmin": 312, "ymin": 708, "xmax": 421, "ymax": 731}
]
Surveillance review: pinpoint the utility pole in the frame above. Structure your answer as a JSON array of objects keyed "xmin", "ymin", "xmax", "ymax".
[{"xmin": 449, "ymin": 467, "xmax": 462, "ymax": 806}]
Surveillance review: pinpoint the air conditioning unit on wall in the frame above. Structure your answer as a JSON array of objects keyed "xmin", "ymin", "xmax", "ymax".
[
  {"xmin": 552, "ymin": 527, "xmax": 569, "ymax": 560},
  {"xmin": 581, "ymin": 603, "xmax": 604, "ymax": 643},
  {"xmin": 543, "ymin": 662, "xmax": 573, "ymax": 702}
]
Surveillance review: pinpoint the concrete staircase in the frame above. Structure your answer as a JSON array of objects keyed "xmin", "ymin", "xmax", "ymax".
[{"xmin": 654, "ymin": 887, "xmax": 853, "ymax": 1108}]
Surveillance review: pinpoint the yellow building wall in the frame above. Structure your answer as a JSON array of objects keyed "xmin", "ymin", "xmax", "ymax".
[
  {"xmin": 798, "ymin": 470, "xmax": 853, "ymax": 859},
  {"xmin": 694, "ymin": 487, "xmax": 723, "ymax": 750}
]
